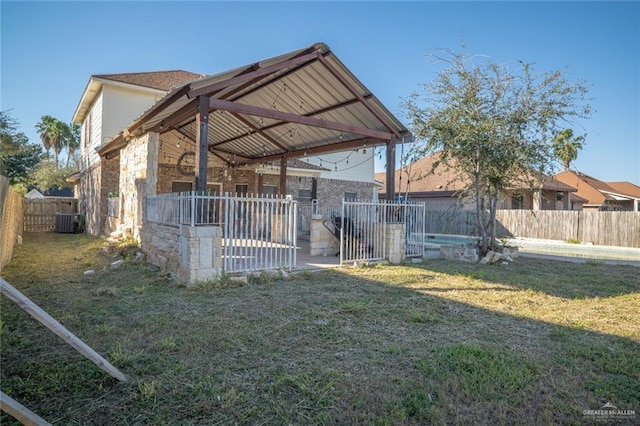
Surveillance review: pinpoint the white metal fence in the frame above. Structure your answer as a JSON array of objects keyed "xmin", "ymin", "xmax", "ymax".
[
  {"xmin": 146, "ymin": 192, "xmax": 297, "ymax": 273},
  {"xmin": 338, "ymin": 199, "xmax": 426, "ymax": 265}
]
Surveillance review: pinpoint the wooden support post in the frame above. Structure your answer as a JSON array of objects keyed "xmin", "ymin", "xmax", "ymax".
[
  {"xmin": 1, "ymin": 391, "xmax": 52, "ymax": 426},
  {"xmin": 311, "ymin": 177, "xmax": 318, "ymax": 200},
  {"xmin": 386, "ymin": 140, "xmax": 396, "ymax": 202},
  {"xmin": 0, "ymin": 278, "xmax": 127, "ymax": 382},
  {"xmin": 257, "ymin": 172, "xmax": 264, "ymax": 195},
  {"xmin": 195, "ymin": 95, "xmax": 209, "ymax": 193},
  {"xmin": 279, "ymin": 157, "xmax": 287, "ymax": 196}
]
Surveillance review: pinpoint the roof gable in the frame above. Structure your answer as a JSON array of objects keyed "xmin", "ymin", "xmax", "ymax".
[
  {"xmin": 555, "ymin": 170, "xmax": 612, "ymax": 205},
  {"xmin": 606, "ymin": 181, "xmax": 640, "ymax": 199},
  {"xmin": 94, "ymin": 70, "xmax": 206, "ymax": 92},
  {"xmin": 73, "ymin": 70, "xmax": 205, "ymax": 124},
  {"xmin": 97, "ymin": 42, "xmax": 411, "ymax": 167}
]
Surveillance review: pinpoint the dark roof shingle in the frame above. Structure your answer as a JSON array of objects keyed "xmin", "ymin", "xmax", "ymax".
[{"xmin": 94, "ymin": 70, "xmax": 206, "ymax": 91}]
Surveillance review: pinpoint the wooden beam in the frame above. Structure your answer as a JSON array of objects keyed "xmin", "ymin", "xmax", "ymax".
[
  {"xmin": 195, "ymin": 96, "xmax": 209, "ymax": 192},
  {"xmin": 187, "ymin": 51, "xmax": 320, "ymax": 99},
  {"xmin": 1, "ymin": 391, "xmax": 52, "ymax": 426},
  {"xmin": 239, "ymin": 137, "xmax": 376, "ymax": 165},
  {"xmin": 318, "ymin": 54, "xmax": 402, "ymax": 139},
  {"xmin": 229, "ymin": 112, "xmax": 289, "ymax": 152},
  {"xmin": 386, "ymin": 140, "xmax": 396, "ymax": 202},
  {"xmin": 209, "ymin": 98, "xmax": 394, "ymax": 141},
  {"xmin": 0, "ymin": 278, "xmax": 127, "ymax": 382},
  {"xmin": 279, "ymin": 157, "xmax": 287, "ymax": 196},
  {"xmin": 149, "ymin": 99, "xmax": 198, "ymax": 133},
  {"xmin": 178, "ymin": 95, "xmax": 374, "ymax": 151}
]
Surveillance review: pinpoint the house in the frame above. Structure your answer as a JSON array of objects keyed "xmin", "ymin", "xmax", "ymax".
[
  {"xmin": 555, "ymin": 171, "xmax": 640, "ymax": 211},
  {"xmin": 25, "ymin": 187, "xmax": 74, "ymax": 199},
  {"xmin": 71, "ymin": 70, "xmax": 207, "ymax": 235},
  {"xmin": 73, "ymin": 43, "xmax": 409, "ymax": 240},
  {"xmin": 375, "ymin": 152, "xmax": 578, "ymax": 210}
]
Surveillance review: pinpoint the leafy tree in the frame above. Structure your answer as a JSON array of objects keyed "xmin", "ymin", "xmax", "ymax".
[
  {"xmin": 552, "ymin": 128, "xmax": 585, "ymax": 170},
  {"xmin": 1, "ymin": 110, "xmax": 44, "ymax": 186},
  {"xmin": 403, "ymin": 49, "xmax": 591, "ymax": 254},
  {"xmin": 30, "ymin": 160, "xmax": 73, "ymax": 192}
]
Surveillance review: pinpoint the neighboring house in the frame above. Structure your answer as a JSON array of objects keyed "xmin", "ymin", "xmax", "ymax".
[
  {"xmin": 555, "ymin": 171, "xmax": 640, "ymax": 211},
  {"xmin": 375, "ymin": 152, "xmax": 578, "ymax": 210},
  {"xmin": 25, "ymin": 187, "xmax": 74, "ymax": 199},
  {"xmin": 72, "ymin": 43, "xmax": 407, "ymax": 238},
  {"xmin": 71, "ymin": 70, "xmax": 207, "ymax": 235}
]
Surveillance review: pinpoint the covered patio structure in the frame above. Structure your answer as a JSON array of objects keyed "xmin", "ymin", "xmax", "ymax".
[{"xmin": 97, "ymin": 42, "xmax": 411, "ymax": 283}]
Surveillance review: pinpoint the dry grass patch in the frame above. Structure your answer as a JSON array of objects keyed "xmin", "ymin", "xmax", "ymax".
[{"xmin": 1, "ymin": 233, "xmax": 638, "ymax": 425}]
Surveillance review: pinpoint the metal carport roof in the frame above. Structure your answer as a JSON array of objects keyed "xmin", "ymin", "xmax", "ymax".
[{"xmin": 98, "ymin": 42, "xmax": 410, "ymax": 167}]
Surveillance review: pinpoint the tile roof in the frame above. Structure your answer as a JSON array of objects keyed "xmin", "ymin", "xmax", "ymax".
[
  {"xmin": 375, "ymin": 152, "xmax": 469, "ymax": 194},
  {"xmin": 554, "ymin": 170, "xmax": 614, "ymax": 205},
  {"xmin": 94, "ymin": 70, "xmax": 206, "ymax": 91},
  {"xmin": 376, "ymin": 152, "xmax": 576, "ymax": 195},
  {"xmin": 606, "ymin": 181, "xmax": 640, "ymax": 198}
]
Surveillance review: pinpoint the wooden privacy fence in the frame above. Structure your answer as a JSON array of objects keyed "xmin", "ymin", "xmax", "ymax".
[
  {"xmin": 0, "ymin": 175, "xmax": 24, "ymax": 273},
  {"xmin": 23, "ymin": 197, "xmax": 78, "ymax": 232},
  {"xmin": 423, "ymin": 209, "xmax": 640, "ymax": 248}
]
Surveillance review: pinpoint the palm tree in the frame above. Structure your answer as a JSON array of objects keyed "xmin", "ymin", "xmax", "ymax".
[
  {"xmin": 60, "ymin": 122, "xmax": 80, "ymax": 169},
  {"xmin": 35, "ymin": 115, "xmax": 63, "ymax": 167},
  {"xmin": 552, "ymin": 128, "xmax": 585, "ymax": 170}
]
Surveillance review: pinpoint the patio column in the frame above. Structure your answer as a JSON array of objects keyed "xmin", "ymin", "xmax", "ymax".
[
  {"xmin": 195, "ymin": 96, "xmax": 209, "ymax": 193},
  {"xmin": 279, "ymin": 157, "xmax": 287, "ymax": 196},
  {"xmin": 385, "ymin": 140, "xmax": 396, "ymax": 202}
]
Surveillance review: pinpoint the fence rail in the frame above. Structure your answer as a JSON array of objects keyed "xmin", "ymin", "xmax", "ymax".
[
  {"xmin": 422, "ymin": 209, "xmax": 640, "ymax": 248},
  {"xmin": 0, "ymin": 176, "xmax": 24, "ymax": 273}
]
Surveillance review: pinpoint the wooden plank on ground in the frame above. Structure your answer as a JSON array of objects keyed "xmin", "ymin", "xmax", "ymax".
[
  {"xmin": 0, "ymin": 278, "xmax": 127, "ymax": 382},
  {"xmin": 0, "ymin": 391, "xmax": 52, "ymax": 426}
]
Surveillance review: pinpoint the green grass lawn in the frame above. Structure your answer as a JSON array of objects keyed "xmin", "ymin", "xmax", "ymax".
[{"xmin": 1, "ymin": 233, "xmax": 638, "ymax": 425}]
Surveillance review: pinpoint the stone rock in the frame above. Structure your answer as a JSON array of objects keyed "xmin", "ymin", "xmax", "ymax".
[
  {"xmin": 17, "ymin": 235, "xmax": 23, "ymax": 245},
  {"xmin": 501, "ymin": 261, "xmax": 509, "ymax": 266},
  {"xmin": 135, "ymin": 252, "xmax": 144, "ymax": 260},
  {"xmin": 411, "ymin": 258, "xmax": 423, "ymax": 264},
  {"xmin": 111, "ymin": 259, "xmax": 124, "ymax": 269},
  {"xmin": 84, "ymin": 270, "xmax": 95, "ymax": 276}
]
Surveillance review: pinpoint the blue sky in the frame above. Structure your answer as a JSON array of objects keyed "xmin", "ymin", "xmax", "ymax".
[{"xmin": 2, "ymin": 1, "xmax": 639, "ymax": 184}]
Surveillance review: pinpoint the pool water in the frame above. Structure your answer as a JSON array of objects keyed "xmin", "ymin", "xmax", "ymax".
[{"xmin": 415, "ymin": 234, "xmax": 640, "ymax": 262}]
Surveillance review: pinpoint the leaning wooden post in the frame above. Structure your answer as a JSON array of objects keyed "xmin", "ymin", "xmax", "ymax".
[
  {"xmin": 0, "ymin": 391, "xmax": 52, "ymax": 426},
  {"xmin": 0, "ymin": 278, "xmax": 127, "ymax": 382}
]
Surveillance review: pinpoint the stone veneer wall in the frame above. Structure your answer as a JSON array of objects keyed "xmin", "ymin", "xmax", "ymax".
[
  {"xmin": 78, "ymin": 157, "xmax": 119, "ymax": 236},
  {"xmin": 119, "ymin": 132, "xmax": 158, "ymax": 240},
  {"xmin": 140, "ymin": 221, "xmax": 182, "ymax": 273},
  {"xmin": 316, "ymin": 178, "xmax": 375, "ymax": 205},
  {"xmin": 140, "ymin": 220, "xmax": 223, "ymax": 285}
]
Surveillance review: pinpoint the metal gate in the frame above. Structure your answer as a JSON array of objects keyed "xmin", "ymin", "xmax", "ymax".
[
  {"xmin": 222, "ymin": 194, "xmax": 297, "ymax": 273},
  {"xmin": 338, "ymin": 199, "xmax": 425, "ymax": 265}
]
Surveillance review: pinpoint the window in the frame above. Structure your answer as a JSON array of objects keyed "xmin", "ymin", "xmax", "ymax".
[
  {"xmin": 556, "ymin": 192, "xmax": 564, "ymax": 201},
  {"xmin": 344, "ymin": 192, "xmax": 357, "ymax": 201},
  {"xmin": 511, "ymin": 194, "xmax": 523, "ymax": 209},
  {"xmin": 235, "ymin": 184, "xmax": 248, "ymax": 195},
  {"xmin": 172, "ymin": 181, "xmax": 192, "ymax": 193},
  {"xmin": 298, "ymin": 189, "xmax": 312, "ymax": 201},
  {"xmin": 262, "ymin": 185, "xmax": 278, "ymax": 196}
]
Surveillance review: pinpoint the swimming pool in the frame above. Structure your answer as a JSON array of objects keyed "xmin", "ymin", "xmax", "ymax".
[{"xmin": 413, "ymin": 233, "xmax": 640, "ymax": 262}]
